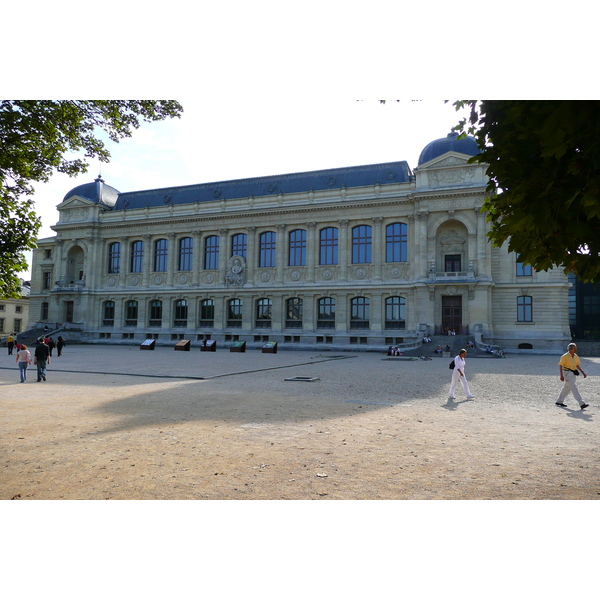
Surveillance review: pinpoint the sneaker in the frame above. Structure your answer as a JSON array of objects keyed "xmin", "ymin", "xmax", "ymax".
[
  {"xmin": 42, "ymin": 375, "xmax": 46, "ymax": 381},
  {"xmin": 580, "ymin": 403, "xmax": 589, "ymax": 410},
  {"xmin": 467, "ymin": 395, "xmax": 475, "ymax": 399},
  {"xmin": 448, "ymin": 396, "xmax": 456, "ymax": 400},
  {"xmin": 555, "ymin": 402, "xmax": 567, "ymax": 407}
]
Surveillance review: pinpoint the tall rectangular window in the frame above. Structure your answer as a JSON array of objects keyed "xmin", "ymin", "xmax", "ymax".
[
  {"xmin": 103, "ymin": 301, "xmax": 115, "ymax": 326},
  {"xmin": 199, "ymin": 299, "xmax": 214, "ymax": 327},
  {"xmin": 227, "ymin": 299, "xmax": 243, "ymax": 328},
  {"xmin": 154, "ymin": 239, "xmax": 168, "ymax": 272},
  {"xmin": 259, "ymin": 231, "xmax": 276, "ymax": 267},
  {"xmin": 41, "ymin": 302, "xmax": 49, "ymax": 321},
  {"xmin": 255, "ymin": 298, "xmax": 272, "ymax": 328},
  {"xmin": 288, "ymin": 229, "xmax": 307, "ymax": 266},
  {"xmin": 173, "ymin": 299, "xmax": 188, "ymax": 327},
  {"xmin": 352, "ymin": 225, "xmax": 372, "ymax": 264},
  {"xmin": 231, "ymin": 233, "xmax": 247, "ymax": 258},
  {"xmin": 125, "ymin": 300, "xmax": 138, "ymax": 327},
  {"xmin": 319, "ymin": 227, "xmax": 338, "ymax": 265},
  {"xmin": 148, "ymin": 300, "xmax": 162, "ymax": 327},
  {"xmin": 286, "ymin": 298, "xmax": 303, "ymax": 328},
  {"xmin": 386, "ymin": 223, "xmax": 407, "ymax": 262},
  {"xmin": 43, "ymin": 271, "xmax": 52, "ymax": 289},
  {"xmin": 178, "ymin": 237, "xmax": 193, "ymax": 271},
  {"xmin": 445, "ymin": 254, "xmax": 461, "ymax": 272},
  {"xmin": 385, "ymin": 296, "xmax": 406, "ymax": 329},
  {"xmin": 204, "ymin": 235, "xmax": 220, "ymax": 270},
  {"xmin": 317, "ymin": 297, "xmax": 336, "ymax": 329},
  {"xmin": 108, "ymin": 242, "xmax": 121, "ymax": 274},
  {"xmin": 130, "ymin": 241, "xmax": 144, "ymax": 273},
  {"xmin": 517, "ymin": 296, "xmax": 533, "ymax": 322},
  {"xmin": 350, "ymin": 297, "xmax": 370, "ymax": 329}
]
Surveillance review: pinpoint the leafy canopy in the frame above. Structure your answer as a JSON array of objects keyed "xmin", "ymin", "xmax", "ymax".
[
  {"xmin": 454, "ymin": 100, "xmax": 600, "ymax": 283},
  {"xmin": 0, "ymin": 100, "xmax": 183, "ymax": 297}
]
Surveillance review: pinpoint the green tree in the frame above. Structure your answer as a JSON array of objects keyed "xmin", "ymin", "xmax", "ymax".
[
  {"xmin": 0, "ymin": 100, "xmax": 183, "ymax": 297},
  {"xmin": 454, "ymin": 100, "xmax": 600, "ymax": 283}
]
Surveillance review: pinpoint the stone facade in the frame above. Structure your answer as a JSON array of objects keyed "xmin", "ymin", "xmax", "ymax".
[
  {"xmin": 27, "ymin": 138, "xmax": 571, "ymax": 353},
  {"xmin": 0, "ymin": 280, "xmax": 30, "ymax": 339}
]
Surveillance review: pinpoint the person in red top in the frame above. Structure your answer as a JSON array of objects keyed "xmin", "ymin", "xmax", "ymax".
[{"xmin": 556, "ymin": 343, "xmax": 589, "ymax": 409}]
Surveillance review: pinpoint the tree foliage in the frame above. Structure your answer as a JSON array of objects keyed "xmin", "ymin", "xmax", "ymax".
[
  {"xmin": 0, "ymin": 100, "xmax": 183, "ymax": 297},
  {"xmin": 454, "ymin": 100, "xmax": 600, "ymax": 283}
]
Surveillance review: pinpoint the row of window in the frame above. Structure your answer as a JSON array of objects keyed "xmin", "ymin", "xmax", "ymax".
[
  {"xmin": 107, "ymin": 224, "xmax": 409, "ymax": 274},
  {"xmin": 100, "ymin": 296, "xmax": 408, "ymax": 330}
]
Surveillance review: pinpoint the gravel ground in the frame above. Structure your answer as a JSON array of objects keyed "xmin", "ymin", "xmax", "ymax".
[{"xmin": 1, "ymin": 345, "xmax": 599, "ymax": 500}]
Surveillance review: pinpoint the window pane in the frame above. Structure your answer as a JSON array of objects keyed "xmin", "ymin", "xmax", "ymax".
[
  {"xmin": 231, "ymin": 234, "xmax": 247, "ymax": 258},
  {"xmin": 204, "ymin": 235, "xmax": 220, "ymax": 270},
  {"xmin": 154, "ymin": 239, "xmax": 168, "ymax": 272},
  {"xmin": 259, "ymin": 231, "xmax": 276, "ymax": 267},
  {"xmin": 108, "ymin": 242, "xmax": 121, "ymax": 274},
  {"xmin": 319, "ymin": 228, "xmax": 338, "ymax": 265},
  {"xmin": 352, "ymin": 225, "xmax": 372, "ymax": 264},
  {"xmin": 178, "ymin": 237, "xmax": 193, "ymax": 271},
  {"xmin": 289, "ymin": 229, "xmax": 307, "ymax": 266},
  {"xmin": 131, "ymin": 241, "xmax": 144, "ymax": 273},
  {"xmin": 386, "ymin": 223, "xmax": 407, "ymax": 262}
]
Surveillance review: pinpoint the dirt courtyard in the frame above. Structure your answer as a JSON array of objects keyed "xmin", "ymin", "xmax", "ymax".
[{"xmin": 1, "ymin": 345, "xmax": 599, "ymax": 500}]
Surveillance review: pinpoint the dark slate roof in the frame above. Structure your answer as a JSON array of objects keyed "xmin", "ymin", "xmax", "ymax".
[
  {"xmin": 63, "ymin": 176, "xmax": 120, "ymax": 208},
  {"xmin": 418, "ymin": 132, "xmax": 481, "ymax": 166},
  {"xmin": 112, "ymin": 161, "xmax": 412, "ymax": 211}
]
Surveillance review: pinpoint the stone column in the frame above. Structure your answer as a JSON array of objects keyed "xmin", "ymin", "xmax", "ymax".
[
  {"xmin": 218, "ymin": 228, "xmax": 229, "ymax": 286},
  {"xmin": 306, "ymin": 222, "xmax": 317, "ymax": 283},
  {"xmin": 245, "ymin": 226, "xmax": 256, "ymax": 286},
  {"xmin": 370, "ymin": 292, "xmax": 383, "ymax": 333},
  {"xmin": 372, "ymin": 217, "xmax": 383, "ymax": 281},
  {"xmin": 120, "ymin": 236, "xmax": 128, "ymax": 288},
  {"xmin": 276, "ymin": 224, "xmax": 286, "ymax": 284},
  {"xmin": 338, "ymin": 219, "xmax": 349, "ymax": 282},
  {"xmin": 192, "ymin": 230, "xmax": 202, "ymax": 286},
  {"xmin": 142, "ymin": 234, "xmax": 153, "ymax": 288},
  {"xmin": 167, "ymin": 233, "xmax": 176, "ymax": 286}
]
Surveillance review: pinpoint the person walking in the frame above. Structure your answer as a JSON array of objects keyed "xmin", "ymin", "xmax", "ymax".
[
  {"xmin": 556, "ymin": 343, "xmax": 589, "ymax": 409},
  {"xmin": 47, "ymin": 337, "xmax": 56, "ymax": 357},
  {"xmin": 7, "ymin": 333, "xmax": 15, "ymax": 355},
  {"xmin": 34, "ymin": 339, "xmax": 50, "ymax": 382},
  {"xmin": 56, "ymin": 336, "xmax": 66, "ymax": 357},
  {"xmin": 15, "ymin": 344, "xmax": 32, "ymax": 383},
  {"xmin": 449, "ymin": 348, "xmax": 475, "ymax": 400}
]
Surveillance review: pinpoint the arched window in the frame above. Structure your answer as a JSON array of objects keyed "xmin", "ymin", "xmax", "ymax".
[
  {"xmin": 352, "ymin": 225, "xmax": 372, "ymax": 264},
  {"xmin": 386, "ymin": 223, "xmax": 407, "ymax": 262},
  {"xmin": 173, "ymin": 299, "xmax": 188, "ymax": 328},
  {"xmin": 199, "ymin": 299, "xmax": 214, "ymax": 327},
  {"xmin": 286, "ymin": 297, "xmax": 303, "ymax": 328},
  {"xmin": 227, "ymin": 298, "xmax": 243, "ymax": 328},
  {"xmin": 317, "ymin": 297, "xmax": 336, "ymax": 329},
  {"xmin": 288, "ymin": 229, "xmax": 307, "ymax": 266},
  {"xmin": 319, "ymin": 227, "xmax": 338, "ymax": 265},
  {"xmin": 178, "ymin": 237, "xmax": 193, "ymax": 271},
  {"xmin": 108, "ymin": 242, "xmax": 121, "ymax": 274},
  {"xmin": 204, "ymin": 235, "xmax": 220, "ymax": 270},
  {"xmin": 350, "ymin": 297, "xmax": 370, "ymax": 329},
  {"xmin": 148, "ymin": 300, "xmax": 162, "ymax": 327},
  {"xmin": 255, "ymin": 298, "xmax": 272, "ymax": 328},
  {"xmin": 125, "ymin": 300, "xmax": 138, "ymax": 327},
  {"xmin": 130, "ymin": 241, "xmax": 144, "ymax": 273},
  {"xmin": 103, "ymin": 300, "xmax": 115, "ymax": 326},
  {"xmin": 154, "ymin": 239, "xmax": 168, "ymax": 272},
  {"xmin": 517, "ymin": 296, "xmax": 533, "ymax": 322},
  {"xmin": 231, "ymin": 233, "xmax": 247, "ymax": 258},
  {"xmin": 259, "ymin": 231, "xmax": 276, "ymax": 267},
  {"xmin": 385, "ymin": 296, "xmax": 406, "ymax": 330}
]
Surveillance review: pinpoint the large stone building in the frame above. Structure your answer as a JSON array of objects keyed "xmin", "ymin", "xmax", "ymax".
[
  {"xmin": 1, "ymin": 279, "xmax": 30, "ymax": 341},
  {"xmin": 27, "ymin": 133, "xmax": 571, "ymax": 352}
]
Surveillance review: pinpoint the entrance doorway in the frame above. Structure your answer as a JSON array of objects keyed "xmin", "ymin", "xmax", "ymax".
[
  {"xmin": 442, "ymin": 296, "xmax": 462, "ymax": 334},
  {"xmin": 65, "ymin": 301, "xmax": 74, "ymax": 323}
]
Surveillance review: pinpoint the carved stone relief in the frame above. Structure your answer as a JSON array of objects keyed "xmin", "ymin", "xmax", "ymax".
[{"xmin": 226, "ymin": 256, "xmax": 246, "ymax": 287}]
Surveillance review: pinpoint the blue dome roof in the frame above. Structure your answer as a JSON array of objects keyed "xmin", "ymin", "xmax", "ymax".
[
  {"xmin": 63, "ymin": 176, "xmax": 120, "ymax": 208},
  {"xmin": 418, "ymin": 132, "xmax": 481, "ymax": 165}
]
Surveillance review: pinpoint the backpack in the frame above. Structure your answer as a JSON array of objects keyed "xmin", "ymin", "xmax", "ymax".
[{"xmin": 449, "ymin": 359, "xmax": 455, "ymax": 369}]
